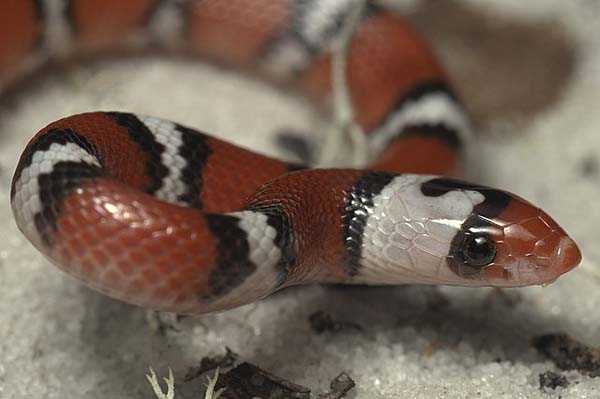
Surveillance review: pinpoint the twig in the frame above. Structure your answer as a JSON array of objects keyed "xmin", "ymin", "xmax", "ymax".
[
  {"xmin": 147, "ymin": 367, "xmax": 175, "ymax": 399},
  {"xmin": 204, "ymin": 368, "xmax": 227, "ymax": 399}
]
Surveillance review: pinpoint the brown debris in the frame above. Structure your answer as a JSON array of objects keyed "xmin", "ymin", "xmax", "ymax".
[
  {"xmin": 216, "ymin": 362, "xmax": 311, "ymax": 399},
  {"xmin": 309, "ymin": 310, "xmax": 363, "ymax": 334},
  {"xmin": 190, "ymin": 354, "xmax": 355, "ymax": 399},
  {"xmin": 317, "ymin": 372, "xmax": 356, "ymax": 399},
  {"xmin": 539, "ymin": 371, "xmax": 569, "ymax": 390},
  {"xmin": 532, "ymin": 333, "xmax": 600, "ymax": 377},
  {"xmin": 184, "ymin": 347, "xmax": 238, "ymax": 382}
]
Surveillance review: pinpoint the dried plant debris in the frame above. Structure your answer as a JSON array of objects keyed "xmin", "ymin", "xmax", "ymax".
[
  {"xmin": 317, "ymin": 372, "xmax": 356, "ymax": 399},
  {"xmin": 215, "ymin": 362, "xmax": 311, "ymax": 399},
  {"xmin": 185, "ymin": 347, "xmax": 238, "ymax": 382},
  {"xmin": 147, "ymin": 367, "xmax": 175, "ymax": 399},
  {"xmin": 539, "ymin": 371, "xmax": 570, "ymax": 390},
  {"xmin": 309, "ymin": 310, "xmax": 363, "ymax": 334},
  {"xmin": 179, "ymin": 347, "xmax": 355, "ymax": 398},
  {"xmin": 533, "ymin": 333, "xmax": 600, "ymax": 377},
  {"xmin": 204, "ymin": 368, "xmax": 227, "ymax": 399}
]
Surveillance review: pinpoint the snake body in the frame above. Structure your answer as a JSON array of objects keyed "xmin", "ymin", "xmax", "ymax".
[{"xmin": 8, "ymin": 0, "xmax": 581, "ymax": 313}]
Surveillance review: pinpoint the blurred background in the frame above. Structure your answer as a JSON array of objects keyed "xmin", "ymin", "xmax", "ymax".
[{"xmin": 0, "ymin": 1, "xmax": 598, "ymax": 398}]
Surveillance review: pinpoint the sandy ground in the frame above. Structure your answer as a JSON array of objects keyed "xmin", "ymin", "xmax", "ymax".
[{"xmin": 1, "ymin": 1, "xmax": 599, "ymax": 398}]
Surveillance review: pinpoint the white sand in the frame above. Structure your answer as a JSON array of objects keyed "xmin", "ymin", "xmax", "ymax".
[{"xmin": 1, "ymin": 1, "xmax": 599, "ymax": 398}]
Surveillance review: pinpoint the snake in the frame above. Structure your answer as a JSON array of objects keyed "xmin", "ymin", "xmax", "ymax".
[{"xmin": 7, "ymin": 0, "xmax": 581, "ymax": 314}]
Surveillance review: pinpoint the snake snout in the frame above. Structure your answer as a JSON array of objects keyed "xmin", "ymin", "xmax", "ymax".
[
  {"xmin": 533, "ymin": 233, "xmax": 581, "ymax": 277},
  {"xmin": 553, "ymin": 236, "xmax": 581, "ymax": 275}
]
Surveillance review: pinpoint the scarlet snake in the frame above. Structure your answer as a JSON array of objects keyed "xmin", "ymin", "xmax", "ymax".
[{"xmin": 7, "ymin": 0, "xmax": 581, "ymax": 314}]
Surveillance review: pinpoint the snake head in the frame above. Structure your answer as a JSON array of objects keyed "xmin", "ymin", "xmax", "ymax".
[
  {"xmin": 356, "ymin": 175, "xmax": 581, "ymax": 288},
  {"xmin": 423, "ymin": 178, "xmax": 582, "ymax": 287}
]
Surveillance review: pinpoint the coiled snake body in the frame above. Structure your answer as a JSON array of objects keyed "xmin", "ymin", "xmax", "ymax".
[{"xmin": 7, "ymin": 0, "xmax": 581, "ymax": 313}]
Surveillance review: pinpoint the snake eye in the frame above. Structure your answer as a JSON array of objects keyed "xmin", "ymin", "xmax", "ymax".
[{"xmin": 462, "ymin": 235, "xmax": 496, "ymax": 267}]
